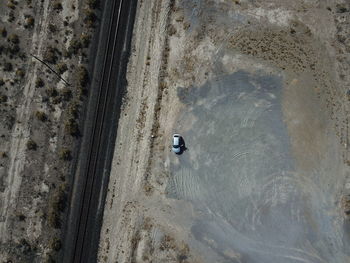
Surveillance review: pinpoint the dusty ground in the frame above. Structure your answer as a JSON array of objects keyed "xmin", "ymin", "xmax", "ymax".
[
  {"xmin": 99, "ymin": 0, "xmax": 350, "ymax": 262},
  {"xmin": 0, "ymin": 0, "xmax": 97, "ymax": 262}
]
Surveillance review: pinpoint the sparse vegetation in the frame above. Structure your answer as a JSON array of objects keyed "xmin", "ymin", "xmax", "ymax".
[
  {"xmin": 0, "ymin": 94, "xmax": 8, "ymax": 103},
  {"xmin": 8, "ymin": 33, "xmax": 19, "ymax": 44},
  {"xmin": 53, "ymin": 2, "xmax": 63, "ymax": 11},
  {"xmin": 47, "ymin": 184, "xmax": 67, "ymax": 228},
  {"xmin": 168, "ymin": 25, "xmax": 177, "ymax": 36},
  {"xmin": 68, "ymin": 102, "xmax": 79, "ymax": 118},
  {"xmin": 0, "ymin": 0, "xmax": 105, "ymax": 259},
  {"xmin": 87, "ymin": 0, "xmax": 99, "ymax": 9},
  {"xmin": 1, "ymin": 27, "xmax": 7, "ymax": 37},
  {"xmin": 48, "ymin": 23, "xmax": 57, "ymax": 33},
  {"xmin": 78, "ymin": 66, "xmax": 89, "ymax": 87},
  {"xmin": 16, "ymin": 69, "xmax": 25, "ymax": 78},
  {"xmin": 59, "ymin": 148, "xmax": 71, "ymax": 161},
  {"xmin": 17, "ymin": 213, "xmax": 26, "ymax": 221},
  {"xmin": 57, "ymin": 62, "xmax": 68, "ymax": 75},
  {"xmin": 46, "ymin": 87, "xmax": 58, "ymax": 97},
  {"xmin": 8, "ymin": 11, "xmax": 15, "ymax": 22},
  {"xmin": 47, "ymin": 209, "xmax": 60, "ymax": 229},
  {"xmin": 35, "ymin": 111, "xmax": 47, "ymax": 122},
  {"xmin": 3, "ymin": 61, "xmax": 13, "ymax": 71},
  {"xmin": 80, "ymin": 33, "xmax": 91, "ymax": 48},
  {"xmin": 49, "ymin": 237, "xmax": 62, "ymax": 251},
  {"xmin": 336, "ymin": 4, "xmax": 348, "ymax": 13},
  {"xmin": 84, "ymin": 9, "xmax": 97, "ymax": 27},
  {"xmin": 67, "ymin": 39, "xmax": 82, "ymax": 56},
  {"xmin": 44, "ymin": 47, "xmax": 58, "ymax": 64},
  {"xmin": 52, "ymin": 96, "xmax": 62, "ymax": 105},
  {"xmin": 64, "ymin": 118, "xmax": 79, "ymax": 136},
  {"xmin": 25, "ymin": 16, "xmax": 35, "ymax": 28},
  {"xmin": 35, "ymin": 77, "xmax": 45, "ymax": 88},
  {"xmin": 7, "ymin": 2, "xmax": 16, "ymax": 10},
  {"xmin": 26, "ymin": 139, "xmax": 37, "ymax": 150},
  {"xmin": 61, "ymin": 88, "xmax": 72, "ymax": 101},
  {"xmin": 8, "ymin": 44, "xmax": 20, "ymax": 55}
]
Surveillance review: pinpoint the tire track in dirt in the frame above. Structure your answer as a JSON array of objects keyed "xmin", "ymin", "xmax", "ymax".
[{"xmin": 0, "ymin": 0, "xmax": 51, "ymax": 242}]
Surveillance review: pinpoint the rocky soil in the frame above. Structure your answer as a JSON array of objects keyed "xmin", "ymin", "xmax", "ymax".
[
  {"xmin": 98, "ymin": 0, "xmax": 350, "ymax": 262},
  {"xmin": 0, "ymin": 0, "xmax": 98, "ymax": 262}
]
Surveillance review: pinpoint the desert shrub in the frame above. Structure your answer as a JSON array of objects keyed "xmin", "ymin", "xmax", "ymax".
[
  {"xmin": 59, "ymin": 148, "xmax": 71, "ymax": 160},
  {"xmin": 5, "ymin": 115, "xmax": 15, "ymax": 129},
  {"xmin": 3, "ymin": 62, "xmax": 12, "ymax": 71},
  {"xmin": 47, "ymin": 184, "xmax": 68, "ymax": 228},
  {"xmin": 80, "ymin": 33, "xmax": 90, "ymax": 48},
  {"xmin": 52, "ymin": 185, "xmax": 67, "ymax": 212},
  {"xmin": 18, "ymin": 238, "xmax": 32, "ymax": 255},
  {"xmin": 48, "ymin": 24, "xmax": 57, "ymax": 33},
  {"xmin": 49, "ymin": 237, "xmax": 62, "ymax": 251},
  {"xmin": 61, "ymin": 88, "xmax": 72, "ymax": 101},
  {"xmin": 78, "ymin": 86, "xmax": 88, "ymax": 98},
  {"xmin": 53, "ymin": 2, "xmax": 62, "ymax": 11},
  {"xmin": 0, "ymin": 152, "xmax": 7, "ymax": 158},
  {"xmin": 35, "ymin": 111, "xmax": 47, "ymax": 121},
  {"xmin": 17, "ymin": 213, "xmax": 26, "ymax": 221},
  {"xmin": 56, "ymin": 62, "xmax": 67, "ymax": 74},
  {"xmin": 25, "ymin": 16, "xmax": 35, "ymax": 28},
  {"xmin": 78, "ymin": 66, "xmax": 89, "ymax": 87},
  {"xmin": 8, "ymin": 44, "xmax": 20, "ymax": 55},
  {"xmin": 47, "ymin": 209, "xmax": 60, "ymax": 228},
  {"xmin": 168, "ymin": 25, "xmax": 176, "ymax": 36},
  {"xmin": 16, "ymin": 68, "xmax": 25, "ymax": 78},
  {"xmin": 87, "ymin": 0, "xmax": 99, "ymax": 9},
  {"xmin": 67, "ymin": 39, "xmax": 82, "ymax": 55},
  {"xmin": 1, "ymin": 27, "xmax": 7, "ymax": 37},
  {"xmin": 46, "ymin": 87, "xmax": 58, "ymax": 97},
  {"xmin": 62, "ymin": 49, "xmax": 70, "ymax": 58},
  {"xmin": 0, "ymin": 78, "xmax": 4, "ymax": 86},
  {"xmin": 44, "ymin": 47, "xmax": 58, "ymax": 64},
  {"xmin": 8, "ymin": 33, "xmax": 19, "ymax": 44},
  {"xmin": 336, "ymin": 4, "xmax": 348, "ymax": 13},
  {"xmin": 26, "ymin": 139, "xmax": 37, "ymax": 150},
  {"xmin": 8, "ymin": 11, "xmax": 15, "ymax": 22},
  {"xmin": 0, "ymin": 94, "xmax": 7, "ymax": 103},
  {"xmin": 68, "ymin": 102, "xmax": 79, "ymax": 118},
  {"xmin": 7, "ymin": 2, "xmax": 16, "ymax": 9},
  {"xmin": 84, "ymin": 9, "xmax": 96, "ymax": 27},
  {"xmin": 35, "ymin": 77, "xmax": 44, "ymax": 87},
  {"xmin": 52, "ymin": 96, "xmax": 62, "ymax": 105},
  {"xmin": 45, "ymin": 254, "xmax": 56, "ymax": 263},
  {"xmin": 64, "ymin": 118, "xmax": 79, "ymax": 136}
]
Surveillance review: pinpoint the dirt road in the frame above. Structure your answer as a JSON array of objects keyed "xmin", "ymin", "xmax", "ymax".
[{"xmin": 98, "ymin": 0, "xmax": 350, "ymax": 262}]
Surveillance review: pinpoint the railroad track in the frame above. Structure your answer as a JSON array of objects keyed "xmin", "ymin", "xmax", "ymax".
[{"xmin": 63, "ymin": 0, "xmax": 138, "ymax": 262}]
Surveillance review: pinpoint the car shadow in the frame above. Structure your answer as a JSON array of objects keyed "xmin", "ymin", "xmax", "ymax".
[{"xmin": 176, "ymin": 136, "xmax": 188, "ymax": 155}]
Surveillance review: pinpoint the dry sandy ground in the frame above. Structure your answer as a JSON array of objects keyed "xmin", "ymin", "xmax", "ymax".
[
  {"xmin": 0, "ymin": 0, "xmax": 95, "ymax": 261},
  {"xmin": 99, "ymin": 0, "xmax": 350, "ymax": 262}
]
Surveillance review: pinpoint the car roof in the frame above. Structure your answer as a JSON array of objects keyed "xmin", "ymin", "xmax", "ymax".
[{"xmin": 173, "ymin": 136, "xmax": 180, "ymax": 144}]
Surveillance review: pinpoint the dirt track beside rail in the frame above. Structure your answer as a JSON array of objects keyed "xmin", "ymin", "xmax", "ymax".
[{"xmin": 99, "ymin": 1, "xmax": 350, "ymax": 262}]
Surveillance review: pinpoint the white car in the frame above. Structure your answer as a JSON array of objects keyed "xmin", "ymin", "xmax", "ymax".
[{"xmin": 172, "ymin": 134, "xmax": 182, "ymax": 154}]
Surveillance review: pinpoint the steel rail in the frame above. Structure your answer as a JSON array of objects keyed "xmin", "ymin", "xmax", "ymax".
[{"xmin": 71, "ymin": 0, "xmax": 124, "ymax": 261}]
